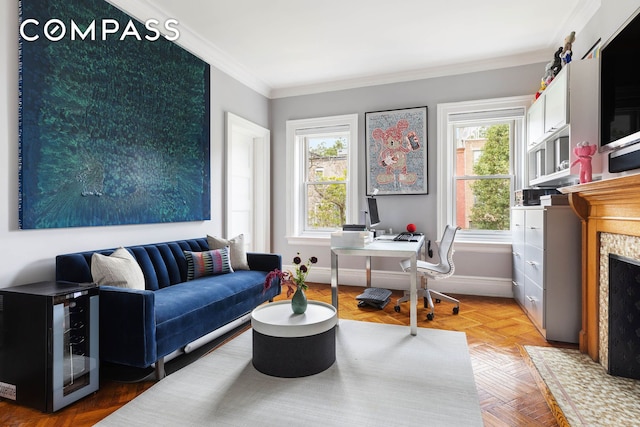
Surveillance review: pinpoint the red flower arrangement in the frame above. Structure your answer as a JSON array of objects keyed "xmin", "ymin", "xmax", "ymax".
[{"xmin": 264, "ymin": 253, "xmax": 318, "ymax": 298}]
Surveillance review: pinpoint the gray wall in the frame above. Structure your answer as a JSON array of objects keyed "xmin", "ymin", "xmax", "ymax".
[{"xmin": 270, "ymin": 64, "xmax": 544, "ymax": 285}]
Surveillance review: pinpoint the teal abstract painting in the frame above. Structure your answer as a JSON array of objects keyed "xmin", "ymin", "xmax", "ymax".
[{"xmin": 19, "ymin": 0, "xmax": 210, "ymax": 229}]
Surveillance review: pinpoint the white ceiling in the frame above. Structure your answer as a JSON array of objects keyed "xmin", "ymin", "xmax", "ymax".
[{"xmin": 111, "ymin": 0, "xmax": 600, "ymax": 98}]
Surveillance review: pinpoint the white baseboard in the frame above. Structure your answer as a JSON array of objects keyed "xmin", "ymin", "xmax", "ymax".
[{"xmin": 303, "ymin": 266, "xmax": 513, "ymax": 298}]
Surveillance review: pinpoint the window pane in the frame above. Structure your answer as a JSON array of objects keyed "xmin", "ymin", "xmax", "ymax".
[
  {"xmin": 455, "ymin": 178, "xmax": 511, "ymax": 231},
  {"xmin": 306, "ymin": 183, "xmax": 346, "ymax": 229},
  {"xmin": 307, "ymin": 137, "xmax": 348, "ymax": 183},
  {"xmin": 287, "ymin": 113, "xmax": 358, "ymax": 239},
  {"xmin": 455, "ymin": 124, "xmax": 510, "ymax": 177}
]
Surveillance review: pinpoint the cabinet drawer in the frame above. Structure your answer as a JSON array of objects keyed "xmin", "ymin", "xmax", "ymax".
[
  {"xmin": 524, "ymin": 245, "xmax": 544, "ymax": 287},
  {"xmin": 512, "ymin": 245, "xmax": 525, "ymax": 272},
  {"xmin": 511, "ymin": 210, "xmax": 525, "ymax": 246},
  {"xmin": 525, "ymin": 210, "xmax": 545, "ymax": 249},
  {"xmin": 512, "ymin": 268, "xmax": 525, "ymax": 305},
  {"xmin": 524, "ymin": 278, "xmax": 544, "ymax": 330}
]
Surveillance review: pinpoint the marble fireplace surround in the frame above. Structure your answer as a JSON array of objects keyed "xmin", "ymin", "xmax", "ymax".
[
  {"xmin": 561, "ymin": 174, "xmax": 640, "ymax": 366},
  {"xmin": 598, "ymin": 233, "xmax": 640, "ymax": 372}
]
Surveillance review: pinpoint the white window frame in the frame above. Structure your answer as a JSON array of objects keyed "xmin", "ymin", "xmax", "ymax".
[
  {"xmin": 436, "ymin": 96, "xmax": 530, "ymax": 243},
  {"xmin": 286, "ymin": 114, "xmax": 358, "ymax": 244}
]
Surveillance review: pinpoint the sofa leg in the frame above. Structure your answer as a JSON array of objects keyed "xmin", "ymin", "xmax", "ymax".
[{"xmin": 155, "ymin": 357, "xmax": 166, "ymax": 380}]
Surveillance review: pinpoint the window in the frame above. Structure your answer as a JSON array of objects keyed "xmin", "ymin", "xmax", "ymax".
[
  {"xmin": 437, "ymin": 96, "xmax": 530, "ymax": 242},
  {"xmin": 286, "ymin": 114, "xmax": 358, "ymax": 242}
]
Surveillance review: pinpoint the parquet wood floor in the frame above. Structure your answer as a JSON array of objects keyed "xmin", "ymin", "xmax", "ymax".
[{"xmin": 0, "ymin": 283, "xmax": 571, "ymax": 426}]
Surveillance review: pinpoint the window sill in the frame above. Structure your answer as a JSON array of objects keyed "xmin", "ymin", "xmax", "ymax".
[
  {"xmin": 452, "ymin": 240, "xmax": 512, "ymax": 254},
  {"xmin": 286, "ymin": 234, "xmax": 332, "ymax": 246}
]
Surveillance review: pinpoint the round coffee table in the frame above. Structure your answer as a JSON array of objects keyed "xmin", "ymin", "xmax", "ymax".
[{"xmin": 251, "ymin": 300, "xmax": 337, "ymax": 377}]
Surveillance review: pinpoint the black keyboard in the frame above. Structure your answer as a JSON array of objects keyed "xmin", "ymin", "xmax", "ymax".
[{"xmin": 393, "ymin": 232, "xmax": 423, "ymax": 242}]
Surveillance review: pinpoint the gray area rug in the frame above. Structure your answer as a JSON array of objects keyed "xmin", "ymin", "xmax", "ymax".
[
  {"xmin": 524, "ymin": 345, "xmax": 640, "ymax": 426},
  {"xmin": 97, "ymin": 320, "xmax": 482, "ymax": 426}
]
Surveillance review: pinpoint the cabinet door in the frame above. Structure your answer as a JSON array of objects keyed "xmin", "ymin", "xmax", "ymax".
[
  {"xmin": 525, "ymin": 209, "xmax": 545, "ymax": 250},
  {"xmin": 511, "ymin": 209, "xmax": 526, "ymax": 305},
  {"xmin": 512, "ymin": 267, "xmax": 525, "ymax": 306},
  {"xmin": 527, "ymin": 99, "xmax": 545, "ymax": 145},
  {"xmin": 524, "ymin": 277, "xmax": 545, "ymax": 330},
  {"xmin": 544, "ymin": 69, "xmax": 568, "ymax": 133},
  {"xmin": 511, "ymin": 209, "xmax": 525, "ymax": 247},
  {"xmin": 524, "ymin": 245, "xmax": 544, "ymax": 288}
]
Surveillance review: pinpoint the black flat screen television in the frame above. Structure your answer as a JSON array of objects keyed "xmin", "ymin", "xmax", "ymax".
[{"xmin": 600, "ymin": 8, "xmax": 640, "ymax": 152}]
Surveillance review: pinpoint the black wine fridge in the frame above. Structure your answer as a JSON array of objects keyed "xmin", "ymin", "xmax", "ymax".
[{"xmin": 0, "ymin": 281, "xmax": 99, "ymax": 412}]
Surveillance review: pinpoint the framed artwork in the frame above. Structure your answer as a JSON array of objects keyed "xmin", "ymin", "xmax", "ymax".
[
  {"xmin": 582, "ymin": 38, "xmax": 601, "ymax": 60},
  {"xmin": 365, "ymin": 106, "xmax": 428, "ymax": 195},
  {"xmin": 18, "ymin": 0, "xmax": 210, "ymax": 229}
]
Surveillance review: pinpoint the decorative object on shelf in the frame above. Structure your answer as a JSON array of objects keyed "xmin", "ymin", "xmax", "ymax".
[
  {"xmin": 406, "ymin": 223, "xmax": 417, "ymax": 233},
  {"xmin": 535, "ymin": 76, "xmax": 548, "ymax": 100},
  {"xmin": 365, "ymin": 107, "xmax": 428, "ymax": 195},
  {"xmin": 571, "ymin": 141, "xmax": 598, "ymax": 184},
  {"xmin": 264, "ymin": 253, "xmax": 318, "ymax": 314},
  {"xmin": 535, "ymin": 31, "xmax": 575, "ymax": 100},
  {"xmin": 550, "ymin": 46, "xmax": 564, "ymax": 77},
  {"xmin": 561, "ymin": 31, "xmax": 576, "ymax": 65}
]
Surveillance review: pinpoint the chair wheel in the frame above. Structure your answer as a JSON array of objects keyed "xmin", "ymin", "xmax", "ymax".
[
  {"xmin": 426, "ymin": 313, "xmax": 434, "ymax": 321},
  {"xmin": 394, "ymin": 305, "xmax": 400, "ymax": 313},
  {"xmin": 453, "ymin": 307, "xmax": 459, "ymax": 315},
  {"xmin": 435, "ymin": 298, "xmax": 441, "ymax": 304}
]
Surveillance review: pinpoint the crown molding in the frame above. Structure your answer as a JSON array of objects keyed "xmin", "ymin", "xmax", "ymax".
[
  {"xmin": 105, "ymin": 0, "xmax": 271, "ymax": 97},
  {"xmin": 269, "ymin": 50, "xmax": 551, "ymax": 99},
  {"xmin": 106, "ymin": 0, "xmax": 599, "ymax": 100}
]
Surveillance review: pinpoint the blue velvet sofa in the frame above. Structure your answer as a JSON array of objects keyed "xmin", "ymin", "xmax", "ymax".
[{"xmin": 55, "ymin": 237, "xmax": 281, "ymax": 378}]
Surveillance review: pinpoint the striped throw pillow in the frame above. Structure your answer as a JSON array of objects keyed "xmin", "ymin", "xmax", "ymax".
[{"xmin": 184, "ymin": 247, "xmax": 233, "ymax": 280}]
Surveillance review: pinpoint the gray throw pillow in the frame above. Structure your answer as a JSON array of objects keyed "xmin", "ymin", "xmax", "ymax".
[
  {"xmin": 207, "ymin": 234, "xmax": 250, "ymax": 270},
  {"xmin": 91, "ymin": 247, "xmax": 145, "ymax": 290}
]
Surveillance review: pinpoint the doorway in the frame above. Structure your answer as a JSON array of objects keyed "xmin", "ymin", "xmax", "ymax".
[{"xmin": 225, "ymin": 113, "xmax": 271, "ymax": 253}]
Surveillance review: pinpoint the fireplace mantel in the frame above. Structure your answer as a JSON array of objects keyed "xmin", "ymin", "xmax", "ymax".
[{"xmin": 560, "ymin": 174, "xmax": 640, "ymax": 361}]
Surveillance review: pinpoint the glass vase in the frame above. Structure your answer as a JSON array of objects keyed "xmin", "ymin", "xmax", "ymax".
[{"xmin": 291, "ymin": 286, "xmax": 308, "ymax": 314}]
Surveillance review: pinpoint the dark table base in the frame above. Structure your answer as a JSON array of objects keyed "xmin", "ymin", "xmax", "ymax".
[{"xmin": 252, "ymin": 327, "xmax": 336, "ymax": 377}]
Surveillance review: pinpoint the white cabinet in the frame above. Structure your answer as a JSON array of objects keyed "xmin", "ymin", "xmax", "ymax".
[
  {"xmin": 511, "ymin": 205, "xmax": 581, "ymax": 343},
  {"xmin": 542, "ymin": 68, "xmax": 568, "ymax": 134},
  {"xmin": 527, "ymin": 98, "xmax": 545, "ymax": 145},
  {"xmin": 526, "ymin": 60, "xmax": 601, "ymax": 186},
  {"xmin": 526, "ymin": 67, "xmax": 568, "ymax": 147}
]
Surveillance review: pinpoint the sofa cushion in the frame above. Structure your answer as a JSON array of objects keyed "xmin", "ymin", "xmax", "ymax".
[
  {"xmin": 207, "ymin": 234, "xmax": 249, "ymax": 270},
  {"xmin": 153, "ymin": 270, "xmax": 271, "ymax": 357},
  {"xmin": 91, "ymin": 247, "xmax": 145, "ymax": 290},
  {"xmin": 184, "ymin": 247, "xmax": 233, "ymax": 280}
]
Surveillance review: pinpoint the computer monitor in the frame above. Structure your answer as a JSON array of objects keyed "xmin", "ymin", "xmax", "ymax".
[{"xmin": 366, "ymin": 197, "xmax": 380, "ymax": 228}]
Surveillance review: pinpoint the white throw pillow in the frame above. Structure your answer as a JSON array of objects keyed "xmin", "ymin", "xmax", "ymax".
[
  {"xmin": 207, "ymin": 234, "xmax": 249, "ymax": 270},
  {"xmin": 91, "ymin": 247, "xmax": 145, "ymax": 290}
]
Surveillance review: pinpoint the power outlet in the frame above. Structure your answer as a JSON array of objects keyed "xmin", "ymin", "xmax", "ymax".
[{"xmin": 0, "ymin": 381, "xmax": 16, "ymax": 400}]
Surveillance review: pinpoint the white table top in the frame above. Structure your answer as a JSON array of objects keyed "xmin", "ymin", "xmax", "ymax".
[
  {"xmin": 251, "ymin": 300, "xmax": 337, "ymax": 338},
  {"xmin": 331, "ymin": 235, "xmax": 424, "ymax": 257}
]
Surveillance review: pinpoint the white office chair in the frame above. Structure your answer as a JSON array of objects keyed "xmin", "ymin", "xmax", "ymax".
[{"xmin": 395, "ymin": 225, "xmax": 460, "ymax": 320}]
